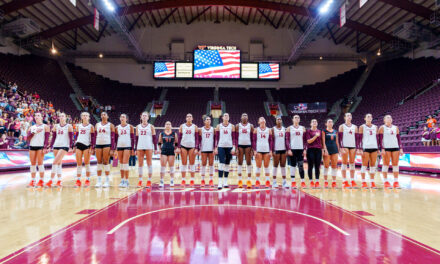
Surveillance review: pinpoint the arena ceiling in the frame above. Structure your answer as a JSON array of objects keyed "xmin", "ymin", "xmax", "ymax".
[{"xmin": 0, "ymin": 0, "xmax": 438, "ymax": 54}]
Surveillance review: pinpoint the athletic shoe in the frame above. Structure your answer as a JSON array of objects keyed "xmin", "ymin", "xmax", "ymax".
[
  {"xmin": 273, "ymin": 182, "xmax": 279, "ymax": 188},
  {"xmin": 201, "ymin": 179, "xmax": 206, "ymax": 187},
  {"xmin": 246, "ymin": 180, "xmax": 252, "ymax": 189},
  {"xmin": 137, "ymin": 180, "xmax": 143, "ymax": 187},
  {"xmin": 393, "ymin": 182, "xmax": 401, "ymax": 189},
  {"xmin": 370, "ymin": 182, "xmax": 377, "ymax": 189},
  {"xmin": 324, "ymin": 182, "xmax": 329, "ymax": 188},
  {"xmin": 300, "ymin": 182, "xmax": 306, "ymax": 189},
  {"xmin": 75, "ymin": 180, "xmax": 82, "ymax": 187},
  {"xmin": 56, "ymin": 180, "xmax": 62, "ymax": 187},
  {"xmin": 181, "ymin": 180, "xmax": 186, "ymax": 186},
  {"xmin": 331, "ymin": 182, "xmax": 337, "ymax": 188},
  {"xmin": 146, "ymin": 180, "xmax": 152, "ymax": 188},
  {"xmin": 291, "ymin": 181, "xmax": 297, "ymax": 189},
  {"xmin": 125, "ymin": 181, "xmax": 130, "ymax": 188},
  {"xmin": 310, "ymin": 181, "xmax": 315, "ymax": 189},
  {"xmin": 218, "ymin": 181, "xmax": 223, "ymax": 190},
  {"xmin": 343, "ymin": 181, "xmax": 350, "ymax": 188},
  {"xmin": 238, "ymin": 180, "xmax": 243, "ymax": 188},
  {"xmin": 45, "ymin": 180, "xmax": 53, "ymax": 188},
  {"xmin": 159, "ymin": 179, "xmax": 164, "ymax": 188},
  {"xmin": 255, "ymin": 180, "xmax": 261, "ymax": 188},
  {"xmin": 314, "ymin": 182, "xmax": 320, "ymax": 189},
  {"xmin": 282, "ymin": 181, "xmax": 289, "ymax": 188},
  {"xmin": 190, "ymin": 179, "xmax": 194, "ymax": 186},
  {"xmin": 119, "ymin": 181, "xmax": 125, "ymax": 188},
  {"xmin": 384, "ymin": 181, "xmax": 392, "ymax": 189},
  {"xmin": 84, "ymin": 179, "xmax": 90, "ymax": 187},
  {"xmin": 28, "ymin": 180, "xmax": 35, "ymax": 188},
  {"xmin": 265, "ymin": 180, "xmax": 270, "ymax": 188},
  {"xmin": 209, "ymin": 179, "xmax": 214, "ymax": 187},
  {"xmin": 361, "ymin": 182, "xmax": 368, "ymax": 189},
  {"xmin": 223, "ymin": 179, "xmax": 229, "ymax": 188},
  {"xmin": 351, "ymin": 180, "xmax": 357, "ymax": 188},
  {"xmin": 170, "ymin": 179, "xmax": 175, "ymax": 187},
  {"xmin": 37, "ymin": 180, "xmax": 44, "ymax": 187},
  {"xmin": 95, "ymin": 180, "xmax": 102, "ymax": 188},
  {"xmin": 103, "ymin": 181, "xmax": 110, "ymax": 188}
]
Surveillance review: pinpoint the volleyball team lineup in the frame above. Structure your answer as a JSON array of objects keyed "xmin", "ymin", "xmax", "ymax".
[{"xmin": 26, "ymin": 110, "xmax": 404, "ymax": 190}]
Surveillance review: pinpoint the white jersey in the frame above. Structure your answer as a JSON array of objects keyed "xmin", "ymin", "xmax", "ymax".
[
  {"xmin": 361, "ymin": 124, "xmax": 378, "ymax": 149},
  {"xmin": 273, "ymin": 126, "xmax": 286, "ymax": 151},
  {"xmin": 181, "ymin": 124, "xmax": 196, "ymax": 148},
  {"xmin": 289, "ymin": 125, "xmax": 305, "ymax": 150},
  {"xmin": 342, "ymin": 124, "xmax": 357, "ymax": 148},
  {"xmin": 382, "ymin": 125, "xmax": 399, "ymax": 149},
  {"xmin": 76, "ymin": 123, "xmax": 92, "ymax": 146},
  {"xmin": 238, "ymin": 123, "xmax": 252, "ymax": 146},
  {"xmin": 96, "ymin": 122, "xmax": 112, "ymax": 145},
  {"xmin": 201, "ymin": 126, "xmax": 214, "ymax": 152},
  {"xmin": 137, "ymin": 124, "xmax": 153, "ymax": 150},
  {"xmin": 256, "ymin": 127, "xmax": 270, "ymax": 153},
  {"xmin": 218, "ymin": 123, "xmax": 233, "ymax": 148},
  {"xmin": 29, "ymin": 124, "xmax": 46, "ymax": 147},
  {"xmin": 53, "ymin": 124, "xmax": 71, "ymax": 148},
  {"xmin": 116, "ymin": 124, "xmax": 131, "ymax": 148}
]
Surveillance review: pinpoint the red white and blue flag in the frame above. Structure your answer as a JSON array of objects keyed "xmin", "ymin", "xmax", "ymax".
[
  {"xmin": 194, "ymin": 50, "xmax": 240, "ymax": 79},
  {"xmin": 154, "ymin": 62, "xmax": 175, "ymax": 78},
  {"xmin": 259, "ymin": 63, "xmax": 280, "ymax": 79}
]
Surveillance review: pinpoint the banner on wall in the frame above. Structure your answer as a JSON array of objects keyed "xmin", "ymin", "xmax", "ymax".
[
  {"xmin": 69, "ymin": 0, "xmax": 76, "ymax": 6},
  {"xmin": 340, "ymin": 4, "xmax": 346, "ymax": 27},
  {"xmin": 360, "ymin": 0, "xmax": 368, "ymax": 8},
  {"xmin": 94, "ymin": 8, "xmax": 100, "ymax": 31},
  {"xmin": 288, "ymin": 102, "xmax": 327, "ymax": 114}
]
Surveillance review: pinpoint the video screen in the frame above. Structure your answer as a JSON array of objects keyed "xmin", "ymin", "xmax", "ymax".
[
  {"xmin": 193, "ymin": 50, "xmax": 240, "ymax": 79},
  {"xmin": 175, "ymin": 62, "xmax": 193, "ymax": 78},
  {"xmin": 241, "ymin": 63, "xmax": 258, "ymax": 79},
  {"xmin": 258, "ymin": 63, "xmax": 280, "ymax": 79},
  {"xmin": 154, "ymin": 62, "xmax": 175, "ymax": 78}
]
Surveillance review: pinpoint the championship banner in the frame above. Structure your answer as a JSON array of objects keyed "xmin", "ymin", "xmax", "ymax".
[
  {"xmin": 360, "ymin": 0, "xmax": 368, "ymax": 8},
  {"xmin": 288, "ymin": 102, "xmax": 327, "ymax": 114},
  {"xmin": 0, "ymin": 150, "xmax": 96, "ymax": 171},
  {"xmin": 69, "ymin": 0, "xmax": 76, "ymax": 6},
  {"xmin": 94, "ymin": 8, "xmax": 100, "ymax": 31},
  {"xmin": 340, "ymin": 4, "xmax": 346, "ymax": 27}
]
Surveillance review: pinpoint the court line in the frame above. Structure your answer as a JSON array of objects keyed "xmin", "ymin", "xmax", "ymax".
[
  {"xmin": 106, "ymin": 204, "xmax": 350, "ymax": 235},
  {"xmin": 0, "ymin": 189, "xmax": 141, "ymax": 264},
  {"xmin": 303, "ymin": 191, "xmax": 440, "ymax": 256}
]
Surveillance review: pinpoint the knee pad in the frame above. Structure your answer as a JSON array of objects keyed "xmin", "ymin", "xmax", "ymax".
[
  {"xmin": 104, "ymin": 164, "xmax": 110, "ymax": 172},
  {"xmin": 38, "ymin": 165, "xmax": 45, "ymax": 172},
  {"xmin": 97, "ymin": 163, "xmax": 103, "ymax": 171},
  {"xmin": 281, "ymin": 167, "xmax": 286, "ymax": 176},
  {"xmin": 57, "ymin": 164, "xmax": 62, "ymax": 175},
  {"xmin": 218, "ymin": 163, "xmax": 224, "ymax": 171},
  {"xmin": 323, "ymin": 167, "xmax": 329, "ymax": 175},
  {"xmin": 138, "ymin": 166, "xmax": 143, "ymax": 176},
  {"xmin": 360, "ymin": 166, "xmax": 367, "ymax": 173},
  {"xmin": 190, "ymin": 165, "xmax": 196, "ymax": 173},
  {"xmin": 256, "ymin": 167, "xmax": 261, "ymax": 174},
  {"xmin": 247, "ymin": 165, "xmax": 252, "ymax": 174},
  {"xmin": 370, "ymin": 167, "xmax": 376, "ymax": 174},
  {"xmin": 382, "ymin": 166, "xmax": 389, "ymax": 173},
  {"xmin": 393, "ymin": 166, "xmax": 399, "ymax": 173},
  {"xmin": 224, "ymin": 165, "xmax": 229, "ymax": 172},
  {"xmin": 170, "ymin": 167, "xmax": 175, "ymax": 174},
  {"xmin": 264, "ymin": 168, "xmax": 270, "ymax": 175},
  {"xmin": 181, "ymin": 165, "xmax": 187, "ymax": 172},
  {"xmin": 85, "ymin": 164, "xmax": 91, "ymax": 172},
  {"xmin": 148, "ymin": 166, "xmax": 153, "ymax": 174},
  {"xmin": 237, "ymin": 165, "xmax": 242, "ymax": 174},
  {"xmin": 160, "ymin": 166, "xmax": 166, "ymax": 173},
  {"xmin": 210, "ymin": 166, "xmax": 215, "ymax": 175},
  {"xmin": 331, "ymin": 167, "xmax": 338, "ymax": 177},
  {"xmin": 76, "ymin": 166, "xmax": 83, "ymax": 175},
  {"xmin": 341, "ymin": 164, "xmax": 347, "ymax": 171},
  {"xmin": 51, "ymin": 164, "xmax": 58, "ymax": 174},
  {"xmin": 30, "ymin": 165, "xmax": 37, "ymax": 173},
  {"xmin": 349, "ymin": 163, "xmax": 356, "ymax": 171}
]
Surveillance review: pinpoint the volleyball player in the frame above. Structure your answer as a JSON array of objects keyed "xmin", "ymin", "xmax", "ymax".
[
  {"xmin": 199, "ymin": 115, "xmax": 215, "ymax": 187},
  {"xmin": 379, "ymin": 115, "xmax": 403, "ymax": 189},
  {"xmin": 178, "ymin": 113, "xmax": 199, "ymax": 186},
  {"xmin": 94, "ymin": 112, "xmax": 115, "ymax": 188},
  {"xmin": 47, "ymin": 113, "xmax": 73, "ymax": 187},
  {"xmin": 272, "ymin": 117, "xmax": 288, "ymax": 188},
  {"xmin": 322, "ymin": 119, "xmax": 339, "ymax": 188},
  {"xmin": 235, "ymin": 113, "xmax": 254, "ymax": 188},
  {"xmin": 305, "ymin": 119, "xmax": 323, "ymax": 188},
  {"xmin": 358, "ymin": 114, "xmax": 379, "ymax": 189},
  {"xmin": 286, "ymin": 115, "xmax": 306, "ymax": 188},
  {"xmin": 214, "ymin": 113, "xmax": 236, "ymax": 189},
  {"xmin": 338, "ymin": 113, "xmax": 358, "ymax": 188},
  {"xmin": 135, "ymin": 112, "xmax": 157, "ymax": 188},
  {"xmin": 115, "ymin": 114, "xmax": 134, "ymax": 188},
  {"xmin": 74, "ymin": 112, "xmax": 95, "ymax": 187},
  {"xmin": 253, "ymin": 117, "xmax": 273, "ymax": 188},
  {"xmin": 27, "ymin": 112, "xmax": 50, "ymax": 187},
  {"xmin": 158, "ymin": 121, "xmax": 179, "ymax": 187}
]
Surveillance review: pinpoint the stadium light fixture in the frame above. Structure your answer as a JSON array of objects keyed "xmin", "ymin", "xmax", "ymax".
[
  {"xmin": 102, "ymin": 0, "xmax": 115, "ymax": 12},
  {"xmin": 50, "ymin": 42, "xmax": 57, "ymax": 55},
  {"xmin": 319, "ymin": 56, "xmax": 323, "ymax": 60},
  {"xmin": 377, "ymin": 49, "xmax": 381, "ymax": 56},
  {"xmin": 99, "ymin": 53, "xmax": 104, "ymax": 58},
  {"xmin": 318, "ymin": 0, "xmax": 334, "ymax": 14}
]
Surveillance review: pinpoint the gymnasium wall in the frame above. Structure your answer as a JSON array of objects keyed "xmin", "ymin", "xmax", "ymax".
[{"xmin": 74, "ymin": 22, "xmax": 359, "ymax": 88}]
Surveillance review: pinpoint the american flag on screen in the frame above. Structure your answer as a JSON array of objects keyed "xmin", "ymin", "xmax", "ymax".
[
  {"xmin": 194, "ymin": 50, "xmax": 240, "ymax": 78},
  {"xmin": 259, "ymin": 63, "xmax": 280, "ymax": 79},
  {"xmin": 154, "ymin": 62, "xmax": 175, "ymax": 78}
]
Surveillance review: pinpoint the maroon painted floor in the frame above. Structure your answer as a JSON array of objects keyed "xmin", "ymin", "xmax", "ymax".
[{"xmin": 2, "ymin": 186, "xmax": 440, "ymax": 264}]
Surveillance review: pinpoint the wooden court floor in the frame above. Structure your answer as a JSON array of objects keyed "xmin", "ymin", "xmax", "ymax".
[{"xmin": 0, "ymin": 162, "xmax": 440, "ymax": 263}]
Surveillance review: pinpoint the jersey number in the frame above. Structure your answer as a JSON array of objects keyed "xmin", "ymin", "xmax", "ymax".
[
  {"xmin": 205, "ymin": 133, "xmax": 211, "ymax": 138},
  {"xmin": 185, "ymin": 130, "xmax": 192, "ymax": 134},
  {"xmin": 80, "ymin": 130, "xmax": 86, "ymax": 134},
  {"xmin": 242, "ymin": 129, "xmax": 247, "ymax": 134},
  {"xmin": 57, "ymin": 130, "xmax": 64, "ymax": 135},
  {"xmin": 279, "ymin": 133, "xmax": 283, "ymax": 137},
  {"xmin": 120, "ymin": 130, "xmax": 127, "ymax": 135},
  {"xmin": 140, "ymin": 130, "xmax": 147, "ymax": 136},
  {"xmin": 260, "ymin": 134, "xmax": 266, "ymax": 139},
  {"xmin": 99, "ymin": 128, "xmax": 106, "ymax": 133},
  {"xmin": 223, "ymin": 130, "xmax": 228, "ymax": 134}
]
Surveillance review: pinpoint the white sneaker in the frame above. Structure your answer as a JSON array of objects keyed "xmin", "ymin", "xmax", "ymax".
[
  {"xmin": 170, "ymin": 179, "xmax": 174, "ymax": 187},
  {"xmin": 95, "ymin": 180, "xmax": 102, "ymax": 188},
  {"xmin": 273, "ymin": 181, "xmax": 279, "ymax": 188},
  {"xmin": 118, "ymin": 181, "xmax": 125, "ymax": 188},
  {"xmin": 159, "ymin": 179, "xmax": 164, "ymax": 188},
  {"xmin": 103, "ymin": 181, "xmax": 110, "ymax": 188},
  {"xmin": 282, "ymin": 181, "xmax": 288, "ymax": 188},
  {"xmin": 218, "ymin": 181, "xmax": 223, "ymax": 190},
  {"xmin": 125, "ymin": 181, "xmax": 129, "ymax": 188}
]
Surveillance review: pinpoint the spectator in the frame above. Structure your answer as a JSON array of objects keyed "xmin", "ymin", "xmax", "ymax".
[
  {"xmin": 436, "ymin": 124, "xmax": 440, "ymax": 146},
  {"xmin": 431, "ymin": 124, "xmax": 438, "ymax": 146},
  {"xmin": 13, "ymin": 135, "xmax": 27, "ymax": 149},
  {"xmin": 426, "ymin": 115, "xmax": 437, "ymax": 128},
  {"xmin": 0, "ymin": 134, "xmax": 8, "ymax": 150},
  {"xmin": 20, "ymin": 120, "xmax": 29, "ymax": 140},
  {"xmin": 421, "ymin": 127, "xmax": 431, "ymax": 146}
]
